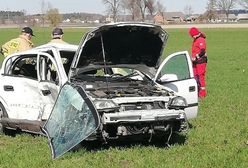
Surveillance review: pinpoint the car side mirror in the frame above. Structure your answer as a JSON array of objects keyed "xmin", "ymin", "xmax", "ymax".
[{"xmin": 159, "ymin": 74, "xmax": 178, "ymax": 83}]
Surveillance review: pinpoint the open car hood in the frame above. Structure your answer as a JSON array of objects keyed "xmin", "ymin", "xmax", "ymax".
[{"xmin": 74, "ymin": 22, "xmax": 168, "ymax": 69}]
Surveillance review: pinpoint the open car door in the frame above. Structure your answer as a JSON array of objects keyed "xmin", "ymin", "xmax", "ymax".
[
  {"xmin": 154, "ymin": 51, "xmax": 198, "ymax": 119},
  {"xmin": 43, "ymin": 83, "xmax": 100, "ymax": 159}
]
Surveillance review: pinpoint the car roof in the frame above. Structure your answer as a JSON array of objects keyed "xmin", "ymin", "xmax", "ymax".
[
  {"xmin": 3, "ymin": 43, "xmax": 78, "ymax": 61},
  {"xmin": 34, "ymin": 43, "xmax": 78, "ymax": 51}
]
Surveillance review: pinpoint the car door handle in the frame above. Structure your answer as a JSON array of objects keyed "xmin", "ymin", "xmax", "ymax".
[
  {"xmin": 42, "ymin": 89, "xmax": 51, "ymax": 96},
  {"xmin": 189, "ymin": 86, "xmax": 196, "ymax": 92},
  {"xmin": 4, "ymin": 85, "xmax": 14, "ymax": 91}
]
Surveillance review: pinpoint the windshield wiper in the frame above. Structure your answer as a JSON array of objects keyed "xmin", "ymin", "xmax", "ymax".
[{"xmin": 111, "ymin": 71, "xmax": 140, "ymax": 81}]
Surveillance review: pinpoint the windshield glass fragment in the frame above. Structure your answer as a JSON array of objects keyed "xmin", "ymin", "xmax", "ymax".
[{"xmin": 43, "ymin": 83, "xmax": 99, "ymax": 159}]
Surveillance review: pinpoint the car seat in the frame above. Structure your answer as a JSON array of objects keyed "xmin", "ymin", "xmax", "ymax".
[{"xmin": 19, "ymin": 64, "xmax": 37, "ymax": 79}]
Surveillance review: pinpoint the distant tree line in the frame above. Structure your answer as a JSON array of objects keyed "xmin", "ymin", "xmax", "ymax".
[
  {"xmin": 0, "ymin": 11, "xmax": 25, "ymax": 19},
  {"xmin": 0, "ymin": 9, "xmax": 106, "ymax": 26},
  {"xmin": 102, "ymin": 0, "xmax": 166, "ymax": 22},
  {"xmin": 63, "ymin": 13, "xmax": 105, "ymax": 22},
  {"xmin": 2, "ymin": 0, "xmax": 248, "ymax": 26},
  {"xmin": 0, "ymin": 9, "xmax": 62, "ymax": 26},
  {"xmin": 205, "ymin": 0, "xmax": 248, "ymax": 22},
  {"xmin": 0, "ymin": 11, "xmax": 25, "ymax": 24},
  {"xmin": 102, "ymin": 0, "xmax": 248, "ymax": 23}
]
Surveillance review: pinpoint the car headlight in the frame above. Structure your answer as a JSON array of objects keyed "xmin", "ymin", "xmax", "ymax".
[
  {"xmin": 168, "ymin": 96, "xmax": 188, "ymax": 109},
  {"xmin": 93, "ymin": 100, "xmax": 119, "ymax": 110}
]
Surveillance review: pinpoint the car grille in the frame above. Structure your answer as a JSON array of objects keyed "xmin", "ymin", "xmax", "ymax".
[{"xmin": 120, "ymin": 101, "xmax": 166, "ymax": 111}]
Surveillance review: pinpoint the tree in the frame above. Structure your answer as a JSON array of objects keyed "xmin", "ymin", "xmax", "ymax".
[
  {"xmin": 146, "ymin": 0, "xmax": 156, "ymax": 17},
  {"xmin": 41, "ymin": 0, "xmax": 46, "ymax": 27},
  {"xmin": 239, "ymin": 0, "xmax": 248, "ymax": 9},
  {"xmin": 184, "ymin": 5, "xmax": 194, "ymax": 17},
  {"xmin": 136, "ymin": 0, "xmax": 149, "ymax": 22},
  {"xmin": 121, "ymin": 0, "xmax": 139, "ymax": 21},
  {"xmin": 46, "ymin": 8, "xmax": 62, "ymax": 27},
  {"xmin": 102, "ymin": 0, "xmax": 121, "ymax": 22},
  {"xmin": 206, "ymin": 0, "xmax": 217, "ymax": 21},
  {"xmin": 121, "ymin": 0, "xmax": 158, "ymax": 22},
  {"xmin": 156, "ymin": 0, "xmax": 166, "ymax": 24},
  {"xmin": 216, "ymin": 0, "xmax": 236, "ymax": 22}
]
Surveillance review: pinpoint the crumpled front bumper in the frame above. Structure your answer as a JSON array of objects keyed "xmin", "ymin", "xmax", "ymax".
[
  {"xmin": 103, "ymin": 109, "xmax": 185, "ymax": 122},
  {"xmin": 102, "ymin": 109, "xmax": 188, "ymax": 132}
]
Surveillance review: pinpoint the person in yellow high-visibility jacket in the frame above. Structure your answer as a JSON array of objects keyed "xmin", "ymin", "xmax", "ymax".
[{"xmin": 1, "ymin": 27, "xmax": 35, "ymax": 57}]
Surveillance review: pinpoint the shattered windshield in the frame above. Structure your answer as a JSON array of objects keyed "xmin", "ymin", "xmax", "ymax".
[{"xmin": 43, "ymin": 83, "xmax": 99, "ymax": 159}]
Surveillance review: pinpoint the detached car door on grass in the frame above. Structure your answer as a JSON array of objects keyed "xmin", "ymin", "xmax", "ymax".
[
  {"xmin": 155, "ymin": 51, "xmax": 198, "ymax": 119},
  {"xmin": 43, "ymin": 83, "xmax": 100, "ymax": 159}
]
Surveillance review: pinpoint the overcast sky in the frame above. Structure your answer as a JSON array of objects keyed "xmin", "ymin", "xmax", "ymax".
[{"xmin": 0, "ymin": 0, "xmax": 209, "ymax": 15}]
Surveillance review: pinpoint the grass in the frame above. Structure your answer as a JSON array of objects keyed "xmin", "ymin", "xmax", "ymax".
[{"xmin": 1, "ymin": 27, "xmax": 248, "ymax": 167}]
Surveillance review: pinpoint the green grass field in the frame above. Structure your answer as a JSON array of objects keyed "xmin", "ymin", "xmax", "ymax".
[{"xmin": 0, "ymin": 27, "xmax": 248, "ymax": 167}]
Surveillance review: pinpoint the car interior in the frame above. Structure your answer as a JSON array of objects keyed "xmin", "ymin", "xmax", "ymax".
[{"xmin": 10, "ymin": 55, "xmax": 38, "ymax": 80}]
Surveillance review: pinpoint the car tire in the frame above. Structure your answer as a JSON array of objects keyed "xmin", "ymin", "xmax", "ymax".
[{"xmin": 0, "ymin": 102, "xmax": 7, "ymax": 135}]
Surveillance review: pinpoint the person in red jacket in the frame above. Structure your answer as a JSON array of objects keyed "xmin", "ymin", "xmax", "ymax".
[{"xmin": 189, "ymin": 27, "xmax": 207, "ymax": 98}]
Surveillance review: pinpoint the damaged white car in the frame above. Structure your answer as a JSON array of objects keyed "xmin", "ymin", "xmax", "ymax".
[
  {"xmin": 0, "ymin": 43, "xmax": 77, "ymax": 134},
  {"xmin": 42, "ymin": 23, "xmax": 198, "ymax": 158}
]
